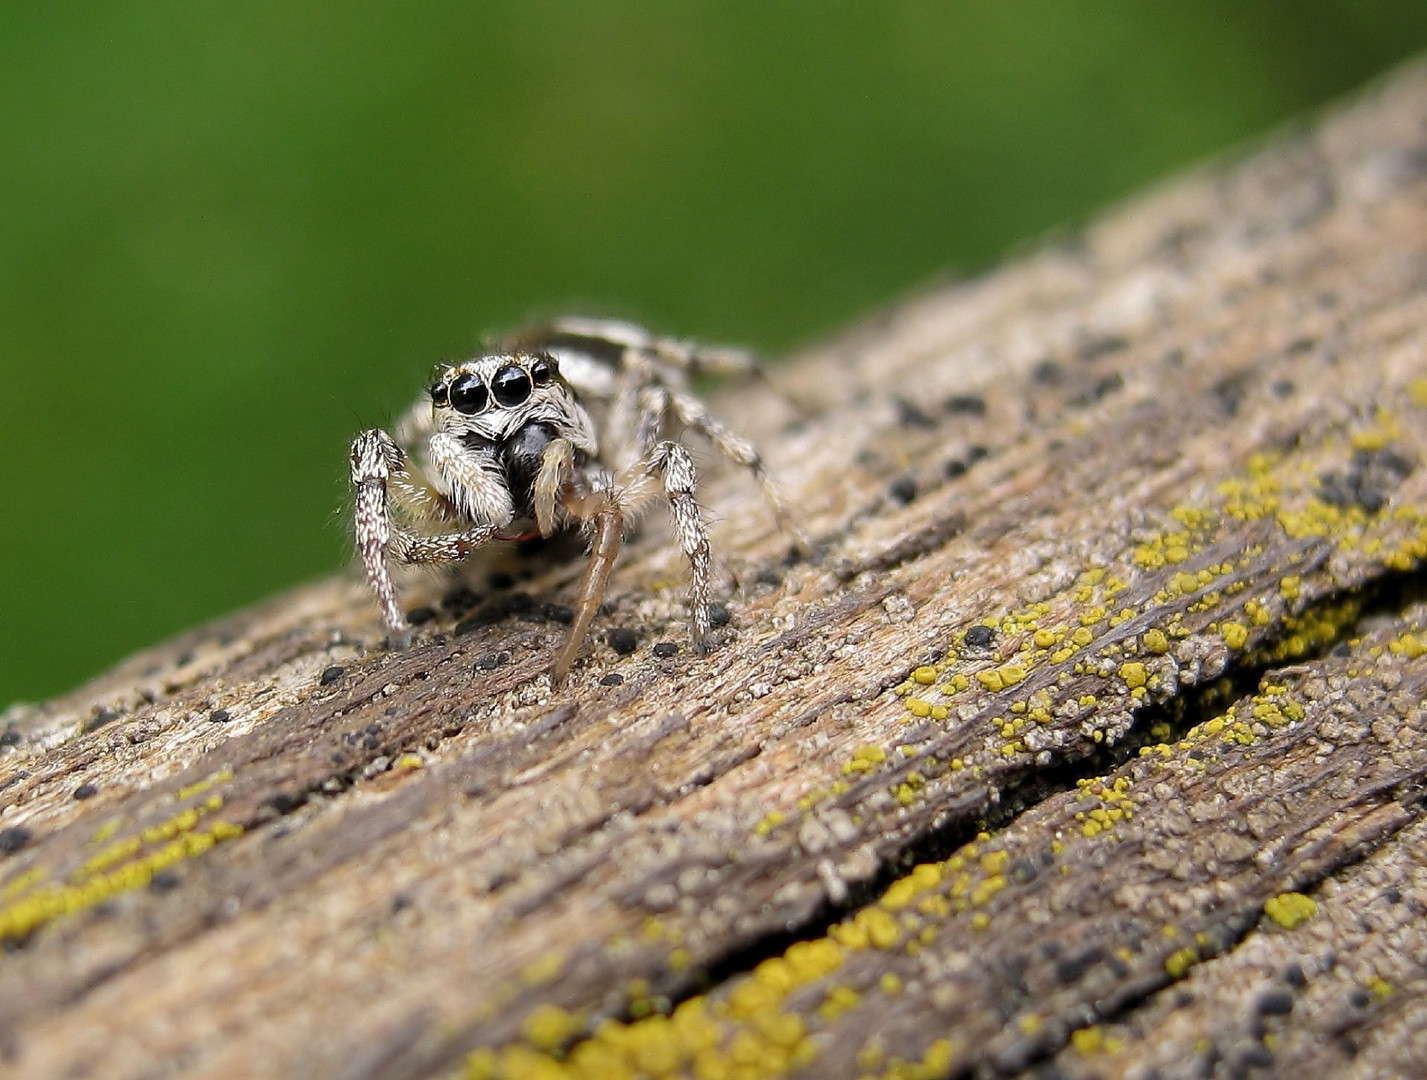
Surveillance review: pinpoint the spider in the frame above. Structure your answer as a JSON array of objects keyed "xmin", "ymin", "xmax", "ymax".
[{"xmin": 350, "ymin": 316, "xmax": 799, "ymax": 682}]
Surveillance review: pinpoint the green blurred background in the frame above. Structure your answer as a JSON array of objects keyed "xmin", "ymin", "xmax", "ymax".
[{"xmin": 4, "ymin": 3, "xmax": 1427, "ymax": 709}]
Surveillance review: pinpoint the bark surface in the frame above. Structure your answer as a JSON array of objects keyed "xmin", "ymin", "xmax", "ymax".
[{"xmin": 5, "ymin": 60, "xmax": 1427, "ymax": 1080}]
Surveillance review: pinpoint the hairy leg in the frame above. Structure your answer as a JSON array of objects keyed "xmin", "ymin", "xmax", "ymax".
[
  {"xmin": 667, "ymin": 389, "xmax": 810, "ymax": 553},
  {"xmin": 515, "ymin": 316, "xmax": 760, "ymax": 380},
  {"xmin": 351, "ymin": 429, "xmax": 414, "ymax": 644},
  {"xmin": 607, "ymin": 441, "xmax": 715, "ymax": 652}
]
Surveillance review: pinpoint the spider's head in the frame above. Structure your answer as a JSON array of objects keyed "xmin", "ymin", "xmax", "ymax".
[{"xmin": 428, "ymin": 352, "xmax": 567, "ymax": 435}]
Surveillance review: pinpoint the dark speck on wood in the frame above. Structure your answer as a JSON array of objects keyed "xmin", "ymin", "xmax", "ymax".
[
  {"xmin": 944, "ymin": 394, "xmax": 987, "ymax": 416},
  {"xmin": 607, "ymin": 628, "xmax": 639, "ymax": 656},
  {"xmin": 889, "ymin": 476, "xmax": 918, "ymax": 505},
  {"xmin": 441, "ymin": 586, "xmax": 480, "ymax": 615},
  {"xmin": 964, "ymin": 624, "xmax": 996, "ymax": 648},
  {"xmin": 895, "ymin": 397, "xmax": 937, "ymax": 429}
]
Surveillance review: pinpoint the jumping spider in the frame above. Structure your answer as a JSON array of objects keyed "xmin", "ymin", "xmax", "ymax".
[{"xmin": 350, "ymin": 317, "xmax": 799, "ymax": 682}]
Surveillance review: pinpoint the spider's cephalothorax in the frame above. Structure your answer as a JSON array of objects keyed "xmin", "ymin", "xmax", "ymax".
[{"xmin": 350, "ymin": 317, "xmax": 798, "ymax": 682}]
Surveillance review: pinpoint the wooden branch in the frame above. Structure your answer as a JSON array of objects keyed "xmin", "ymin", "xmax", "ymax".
[{"xmin": 5, "ymin": 60, "xmax": 1427, "ymax": 1080}]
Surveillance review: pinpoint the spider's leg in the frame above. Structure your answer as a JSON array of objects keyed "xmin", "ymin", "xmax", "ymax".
[
  {"xmin": 390, "ymin": 524, "xmax": 501, "ymax": 564},
  {"xmin": 650, "ymin": 441, "xmax": 715, "ymax": 650},
  {"xmin": 509, "ymin": 316, "xmax": 761, "ymax": 386},
  {"xmin": 350, "ymin": 429, "xmax": 418, "ymax": 646},
  {"xmin": 666, "ymin": 389, "xmax": 810, "ymax": 553},
  {"xmin": 551, "ymin": 485, "xmax": 623, "ymax": 685},
  {"xmin": 624, "ymin": 383, "xmax": 670, "ymax": 461},
  {"xmin": 651, "ymin": 339, "xmax": 760, "ymax": 380},
  {"xmin": 599, "ymin": 353, "xmax": 656, "ymax": 467},
  {"xmin": 608, "ymin": 441, "xmax": 715, "ymax": 652},
  {"xmin": 546, "ymin": 316, "xmax": 760, "ymax": 379}
]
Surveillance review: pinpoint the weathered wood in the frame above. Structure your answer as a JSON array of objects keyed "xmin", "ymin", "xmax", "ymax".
[{"xmin": 4, "ymin": 59, "xmax": 1427, "ymax": 1080}]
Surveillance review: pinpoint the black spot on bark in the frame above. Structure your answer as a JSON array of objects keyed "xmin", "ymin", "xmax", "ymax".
[
  {"xmin": 442, "ymin": 586, "xmax": 481, "ymax": 615},
  {"xmin": 1032, "ymin": 360, "xmax": 1063, "ymax": 384},
  {"xmin": 888, "ymin": 476, "xmax": 918, "ymax": 505},
  {"xmin": 405, "ymin": 606, "xmax": 437, "ymax": 626},
  {"xmin": 964, "ymin": 624, "xmax": 996, "ymax": 648},
  {"xmin": 1255, "ymin": 989, "xmax": 1294, "ymax": 1016},
  {"xmin": 944, "ymin": 394, "xmax": 987, "ymax": 416},
  {"xmin": 895, "ymin": 397, "xmax": 937, "ymax": 429},
  {"xmin": 540, "ymin": 603, "xmax": 575, "ymax": 625},
  {"xmin": 607, "ymin": 628, "xmax": 639, "ymax": 656}
]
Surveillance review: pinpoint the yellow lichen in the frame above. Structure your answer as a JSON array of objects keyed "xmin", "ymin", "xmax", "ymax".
[
  {"xmin": 1119, "ymin": 662, "xmax": 1148, "ymax": 690},
  {"xmin": 1220, "ymin": 621, "xmax": 1249, "ymax": 649},
  {"xmin": 1164, "ymin": 946, "xmax": 1199, "ymax": 978},
  {"xmin": 521, "ymin": 1004, "xmax": 580, "ymax": 1051},
  {"xmin": 1263, "ymin": 892, "xmax": 1317, "ymax": 929},
  {"xmin": 0, "ymin": 818, "xmax": 244, "ymax": 943}
]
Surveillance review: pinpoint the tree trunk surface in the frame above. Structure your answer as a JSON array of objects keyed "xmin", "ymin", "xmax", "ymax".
[{"xmin": 6, "ymin": 61, "xmax": 1427, "ymax": 1080}]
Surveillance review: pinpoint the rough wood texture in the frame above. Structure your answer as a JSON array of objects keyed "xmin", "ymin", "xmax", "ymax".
[{"xmin": 5, "ymin": 61, "xmax": 1427, "ymax": 1080}]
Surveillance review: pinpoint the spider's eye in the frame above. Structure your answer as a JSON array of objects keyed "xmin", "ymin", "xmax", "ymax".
[
  {"xmin": 492, "ymin": 364, "xmax": 533, "ymax": 407},
  {"xmin": 429, "ymin": 382, "xmax": 449, "ymax": 408},
  {"xmin": 530, "ymin": 355, "xmax": 557, "ymax": 387},
  {"xmin": 449, "ymin": 373, "xmax": 489, "ymax": 414}
]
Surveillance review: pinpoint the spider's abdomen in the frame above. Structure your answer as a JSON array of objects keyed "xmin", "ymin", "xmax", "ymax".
[{"xmin": 499, "ymin": 420, "xmax": 560, "ymax": 520}]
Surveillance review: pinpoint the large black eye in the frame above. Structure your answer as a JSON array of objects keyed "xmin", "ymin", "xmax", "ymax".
[
  {"xmin": 449, "ymin": 373, "xmax": 489, "ymax": 414},
  {"xmin": 491, "ymin": 364, "xmax": 533, "ymax": 407},
  {"xmin": 428, "ymin": 382, "xmax": 449, "ymax": 407},
  {"xmin": 530, "ymin": 355, "xmax": 557, "ymax": 387}
]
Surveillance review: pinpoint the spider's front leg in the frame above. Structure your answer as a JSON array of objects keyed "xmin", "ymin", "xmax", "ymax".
[
  {"xmin": 350, "ymin": 429, "xmax": 411, "ymax": 643},
  {"xmin": 350, "ymin": 428, "xmax": 501, "ymax": 647}
]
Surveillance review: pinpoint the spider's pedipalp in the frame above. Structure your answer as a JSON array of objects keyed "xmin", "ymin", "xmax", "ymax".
[{"xmin": 533, "ymin": 436, "xmax": 576, "ymax": 537}]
